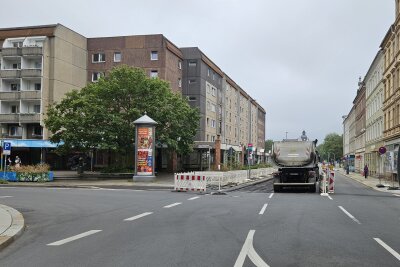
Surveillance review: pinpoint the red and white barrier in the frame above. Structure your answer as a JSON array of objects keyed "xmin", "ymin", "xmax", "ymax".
[
  {"xmin": 174, "ymin": 174, "xmax": 206, "ymax": 192},
  {"xmin": 328, "ymin": 171, "xmax": 335, "ymax": 193}
]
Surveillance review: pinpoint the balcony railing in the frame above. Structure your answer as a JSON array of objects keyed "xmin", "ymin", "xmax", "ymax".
[
  {"xmin": 20, "ymin": 90, "xmax": 41, "ymax": 99},
  {"xmin": 0, "ymin": 69, "xmax": 21, "ymax": 78},
  {"xmin": 1, "ymin": 47, "xmax": 22, "ymax": 56},
  {"xmin": 19, "ymin": 113, "xmax": 40, "ymax": 123},
  {"xmin": 0, "ymin": 92, "xmax": 20, "ymax": 100},
  {"xmin": 21, "ymin": 46, "xmax": 43, "ymax": 56},
  {"xmin": 0, "ymin": 114, "xmax": 19, "ymax": 123},
  {"xmin": 21, "ymin": 69, "xmax": 41, "ymax": 77}
]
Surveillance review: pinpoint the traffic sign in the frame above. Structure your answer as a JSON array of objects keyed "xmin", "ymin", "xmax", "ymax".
[
  {"xmin": 3, "ymin": 142, "xmax": 11, "ymax": 155},
  {"xmin": 248, "ymin": 143, "xmax": 253, "ymax": 147}
]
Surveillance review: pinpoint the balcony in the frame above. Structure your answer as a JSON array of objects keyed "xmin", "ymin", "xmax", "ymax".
[
  {"xmin": 22, "ymin": 46, "xmax": 43, "ymax": 56},
  {"xmin": 20, "ymin": 90, "xmax": 41, "ymax": 99},
  {"xmin": 21, "ymin": 69, "xmax": 41, "ymax": 77},
  {"xmin": 1, "ymin": 47, "xmax": 22, "ymax": 57},
  {"xmin": 0, "ymin": 69, "xmax": 21, "ymax": 78},
  {"xmin": 0, "ymin": 91, "xmax": 20, "ymax": 100},
  {"xmin": 19, "ymin": 113, "xmax": 40, "ymax": 123},
  {"xmin": 0, "ymin": 114, "xmax": 19, "ymax": 123}
]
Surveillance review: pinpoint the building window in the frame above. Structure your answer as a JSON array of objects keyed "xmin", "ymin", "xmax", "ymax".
[
  {"xmin": 150, "ymin": 70, "xmax": 158, "ymax": 78},
  {"xmin": 33, "ymin": 105, "xmax": 41, "ymax": 113},
  {"xmin": 189, "ymin": 79, "xmax": 196, "ymax": 84},
  {"xmin": 211, "ymin": 103, "xmax": 216, "ymax": 112},
  {"xmin": 208, "ymin": 69, "xmax": 210, "ymax": 76},
  {"xmin": 92, "ymin": 53, "xmax": 106, "ymax": 63},
  {"xmin": 189, "ymin": 61, "xmax": 197, "ymax": 67},
  {"xmin": 188, "ymin": 96, "xmax": 196, "ymax": 101},
  {"xmin": 12, "ymin": 63, "xmax": 21, "ymax": 69},
  {"xmin": 34, "ymin": 83, "xmax": 41, "ymax": 91},
  {"xmin": 11, "ymin": 84, "xmax": 19, "ymax": 91},
  {"xmin": 211, "ymin": 119, "xmax": 216, "ymax": 128},
  {"xmin": 212, "ymin": 73, "xmax": 215, "ymax": 80},
  {"xmin": 114, "ymin": 52, "xmax": 121, "ymax": 62},
  {"xmin": 9, "ymin": 126, "xmax": 21, "ymax": 136},
  {"xmin": 211, "ymin": 136, "xmax": 215, "ymax": 142},
  {"xmin": 212, "ymin": 87, "xmax": 216, "ymax": 96},
  {"xmin": 12, "ymin": 42, "xmax": 23, "ymax": 48},
  {"xmin": 33, "ymin": 126, "xmax": 42, "ymax": 136},
  {"xmin": 34, "ymin": 61, "xmax": 42, "ymax": 69},
  {"xmin": 178, "ymin": 61, "xmax": 182, "ymax": 69},
  {"xmin": 150, "ymin": 51, "xmax": 158, "ymax": 60},
  {"xmin": 207, "ymin": 118, "xmax": 210, "ymax": 127},
  {"xmin": 178, "ymin": 78, "xmax": 182, "ymax": 88},
  {"xmin": 92, "ymin": 72, "xmax": 103, "ymax": 82},
  {"xmin": 11, "ymin": 105, "xmax": 19, "ymax": 114}
]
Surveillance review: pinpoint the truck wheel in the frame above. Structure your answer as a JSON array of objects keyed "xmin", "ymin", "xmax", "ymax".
[
  {"xmin": 309, "ymin": 183, "xmax": 316, "ymax": 193},
  {"xmin": 273, "ymin": 185, "xmax": 281, "ymax": 192}
]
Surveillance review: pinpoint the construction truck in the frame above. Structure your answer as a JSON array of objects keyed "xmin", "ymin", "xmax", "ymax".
[{"xmin": 271, "ymin": 136, "xmax": 320, "ymax": 192}]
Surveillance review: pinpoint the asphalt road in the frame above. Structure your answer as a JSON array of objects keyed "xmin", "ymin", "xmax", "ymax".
[{"xmin": 0, "ymin": 173, "xmax": 399, "ymax": 266}]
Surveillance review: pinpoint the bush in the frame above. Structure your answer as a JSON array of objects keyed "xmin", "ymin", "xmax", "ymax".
[
  {"xmin": 100, "ymin": 165, "xmax": 133, "ymax": 173},
  {"xmin": 11, "ymin": 163, "xmax": 50, "ymax": 173}
]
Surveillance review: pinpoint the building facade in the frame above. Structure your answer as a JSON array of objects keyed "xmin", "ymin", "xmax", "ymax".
[
  {"xmin": 354, "ymin": 79, "xmax": 366, "ymax": 173},
  {"xmin": 0, "ymin": 24, "xmax": 267, "ymax": 171},
  {"xmin": 0, "ymin": 24, "xmax": 87, "ymax": 167},
  {"xmin": 87, "ymin": 35, "xmax": 183, "ymax": 93},
  {"xmin": 344, "ymin": 106, "xmax": 356, "ymax": 171},
  {"xmin": 381, "ymin": 1, "xmax": 400, "ymax": 177},
  {"xmin": 365, "ymin": 51, "xmax": 384, "ymax": 176}
]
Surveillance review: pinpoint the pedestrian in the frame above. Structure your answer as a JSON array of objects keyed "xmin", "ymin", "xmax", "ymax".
[
  {"xmin": 364, "ymin": 164, "xmax": 368, "ymax": 179},
  {"xmin": 15, "ymin": 156, "xmax": 21, "ymax": 168},
  {"xmin": 7, "ymin": 157, "xmax": 12, "ymax": 170}
]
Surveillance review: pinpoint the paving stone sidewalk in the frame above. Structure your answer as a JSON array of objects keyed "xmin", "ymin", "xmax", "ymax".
[{"xmin": 337, "ymin": 169, "xmax": 400, "ymax": 195}]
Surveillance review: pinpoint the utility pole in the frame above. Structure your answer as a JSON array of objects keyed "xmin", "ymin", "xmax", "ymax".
[{"xmin": 285, "ymin": 132, "xmax": 288, "ymax": 139}]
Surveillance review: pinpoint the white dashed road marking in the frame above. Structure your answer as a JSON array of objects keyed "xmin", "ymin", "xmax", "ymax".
[
  {"xmin": 124, "ymin": 212, "xmax": 153, "ymax": 221},
  {"xmin": 374, "ymin": 238, "xmax": 400, "ymax": 261},
  {"xmin": 234, "ymin": 230, "xmax": 270, "ymax": 267},
  {"xmin": 188, "ymin": 196, "xmax": 200, "ymax": 200},
  {"xmin": 47, "ymin": 230, "xmax": 102, "ymax": 246},
  {"xmin": 163, "ymin": 202, "xmax": 182, "ymax": 208},
  {"xmin": 0, "ymin": 196, "xmax": 13, "ymax": 198},
  {"xmin": 338, "ymin": 206, "xmax": 361, "ymax": 224},
  {"xmin": 327, "ymin": 195, "xmax": 333, "ymax": 200},
  {"xmin": 393, "ymin": 194, "xmax": 400, "ymax": 197},
  {"xmin": 259, "ymin": 204, "xmax": 268, "ymax": 215},
  {"xmin": 268, "ymin": 193, "xmax": 274, "ymax": 199}
]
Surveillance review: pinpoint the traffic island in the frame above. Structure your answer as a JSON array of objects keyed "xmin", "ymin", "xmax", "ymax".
[{"xmin": 0, "ymin": 204, "xmax": 25, "ymax": 250}]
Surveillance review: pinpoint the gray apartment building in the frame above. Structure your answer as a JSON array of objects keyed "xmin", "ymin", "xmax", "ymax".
[
  {"xmin": 0, "ymin": 24, "xmax": 87, "ymax": 167},
  {"xmin": 181, "ymin": 47, "xmax": 266, "ymax": 169}
]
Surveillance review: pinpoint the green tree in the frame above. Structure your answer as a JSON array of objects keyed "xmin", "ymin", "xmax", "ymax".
[
  {"xmin": 265, "ymin": 139, "xmax": 273, "ymax": 152},
  {"xmin": 318, "ymin": 133, "xmax": 343, "ymax": 161},
  {"xmin": 45, "ymin": 66, "xmax": 200, "ymax": 163}
]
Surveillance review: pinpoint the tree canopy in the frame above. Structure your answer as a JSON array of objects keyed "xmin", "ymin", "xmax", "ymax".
[
  {"xmin": 45, "ymin": 65, "xmax": 200, "ymax": 155},
  {"xmin": 317, "ymin": 133, "xmax": 343, "ymax": 161},
  {"xmin": 265, "ymin": 139, "xmax": 273, "ymax": 153}
]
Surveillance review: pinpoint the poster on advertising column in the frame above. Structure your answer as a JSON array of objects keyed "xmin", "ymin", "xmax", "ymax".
[{"xmin": 136, "ymin": 127, "xmax": 153, "ymax": 176}]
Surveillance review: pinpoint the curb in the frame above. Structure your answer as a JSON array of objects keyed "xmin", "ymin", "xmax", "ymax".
[{"xmin": 0, "ymin": 204, "xmax": 25, "ymax": 251}]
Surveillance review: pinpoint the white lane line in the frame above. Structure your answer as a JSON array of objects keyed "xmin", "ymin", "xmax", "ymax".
[
  {"xmin": 163, "ymin": 202, "xmax": 182, "ymax": 208},
  {"xmin": 327, "ymin": 195, "xmax": 333, "ymax": 200},
  {"xmin": 268, "ymin": 193, "xmax": 274, "ymax": 199},
  {"xmin": 338, "ymin": 206, "xmax": 361, "ymax": 224},
  {"xmin": 234, "ymin": 230, "xmax": 270, "ymax": 267},
  {"xmin": 393, "ymin": 194, "xmax": 400, "ymax": 197},
  {"xmin": 188, "ymin": 196, "xmax": 200, "ymax": 200},
  {"xmin": 374, "ymin": 238, "xmax": 400, "ymax": 261},
  {"xmin": 47, "ymin": 230, "xmax": 102, "ymax": 246},
  {"xmin": 124, "ymin": 212, "xmax": 153, "ymax": 221},
  {"xmin": 259, "ymin": 204, "xmax": 268, "ymax": 215},
  {"xmin": 0, "ymin": 196, "xmax": 13, "ymax": 198}
]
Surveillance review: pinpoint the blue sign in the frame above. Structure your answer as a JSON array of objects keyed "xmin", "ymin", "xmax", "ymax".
[{"xmin": 3, "ymin": 142, "xmax": 11, "ymax": 155}]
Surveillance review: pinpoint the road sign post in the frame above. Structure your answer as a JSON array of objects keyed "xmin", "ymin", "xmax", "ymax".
[{"xmin": 2, "ymin": 142, "xmax": 11, "ymax": 177}]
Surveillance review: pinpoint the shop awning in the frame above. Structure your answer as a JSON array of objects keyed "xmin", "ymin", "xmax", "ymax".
[{"xmin": 3, "ymin": 139, "xmax": 63, "ymax": 148}]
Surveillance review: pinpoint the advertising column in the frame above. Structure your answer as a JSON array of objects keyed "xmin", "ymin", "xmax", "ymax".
[{"xmin": 133, "ymin": 113, "xmax": 157, "ymax": 182}]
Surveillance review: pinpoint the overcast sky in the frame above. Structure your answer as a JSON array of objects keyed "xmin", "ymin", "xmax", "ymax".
[{"xmin": 0, "ymin": 0, "xmax": 394, "ymax": 143}]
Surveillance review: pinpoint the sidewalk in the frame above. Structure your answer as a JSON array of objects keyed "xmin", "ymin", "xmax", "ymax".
[
  {"xmin": 0, "ymin": 204, "xmax": 24, "ymax": 250},
  {"xmin": 1, "ymin": 172, "xmax": 175, "ymax": 189},
  {"xmin": 337, "ymin": 169, "xmax": 400, "ymax": 195}
]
